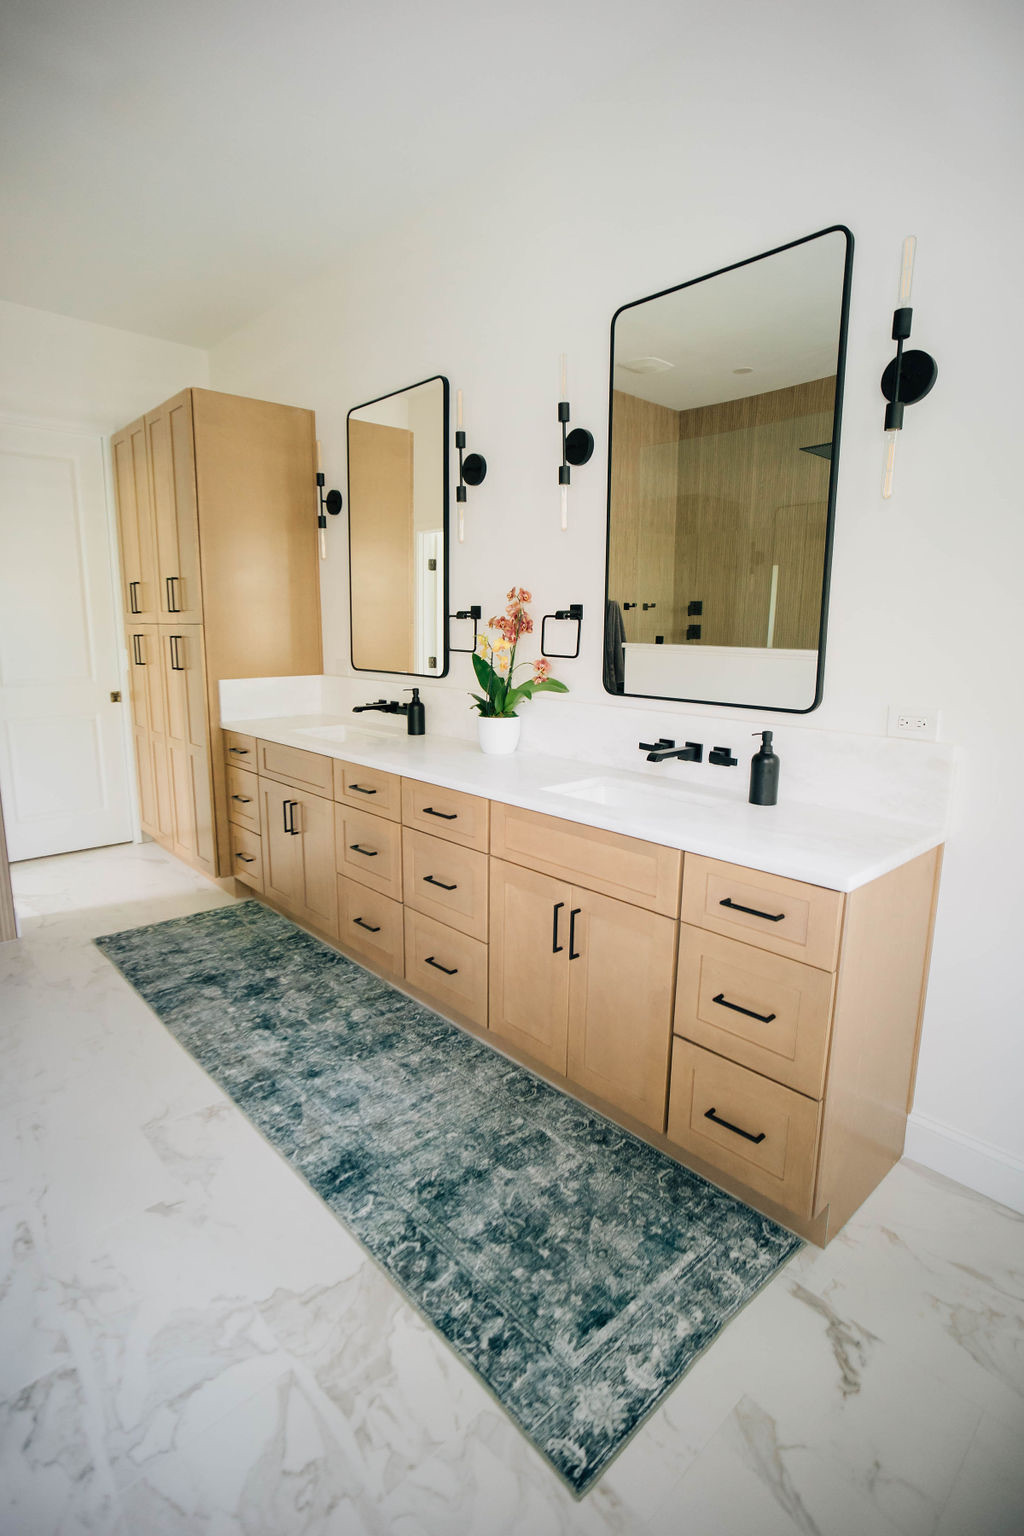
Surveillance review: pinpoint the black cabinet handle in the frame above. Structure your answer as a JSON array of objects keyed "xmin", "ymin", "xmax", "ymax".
[
  {"xmin": 423, "ymin": 806, "xmax": 457, "ymax": 820},
  {"xmin": 424, "ymin": 874, "xmax": 457, "ymax": 891},
  {"xmin": 165, "ymin": 575, "xmax": 181, "ymax": 613},
  {"xmin": 552, "ymin": 900, "xmax": 564, "ymax": 953},
  {"xmin": 228, "ymin": 746, "xmax": 249, "ymax": 755},
  {"xmin": 283, "ymin": 800, "xmax": 295, "ymax": 834},
  {"xmin": 349, "ymin": 843, "xmax": 378, "ymax": 857},
  {"xmin": 349, "ymin": 784, "xmax": 377, "ymax": 795},
  {"xmin": 719, "ymin": 897, "xmax": 785, "ymax": 923},
  {"xmin": 704, "ymin": 1107, "xmax": 766, "ymax": 1144},
  {"xmin": 712, "ymin": 993, "xmax": 777, "ymax": 1024},
  {"xmin": 129, "ymin": 580, "xmax": 140, "ymax": 614},
  {"xmin": 169, "ymin": 635, "xmax": 184, "ymax": 671},
  {"xmin": 354, "ymin": 916, "xmax": 381, "ymax": 933},
  {"xmin": 425, "ymin": 955, "xmax": 458, "ymax": 975},
  {"xmin": 235, "ymin": 852, "xmax": 255, "ymax": 864},
  {"xmin": 287, "ymin": 801, "xmax": 300, "ymax": 835},
  {"xmin": 568, "ymin": 907, "xmax": 582, "ymax": 960},
  {"xmin": 231, "ymin": 794, "xmax": 251, "ymax": 804},
  {"xmin": 132, "ymin": 634, "xmax": 144, "ymax": 665}
]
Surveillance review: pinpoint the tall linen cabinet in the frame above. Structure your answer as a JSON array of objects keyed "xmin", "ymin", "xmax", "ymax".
[{"xmin": 112, "ymin": 388, "xmax": 322, "ymax": 877}]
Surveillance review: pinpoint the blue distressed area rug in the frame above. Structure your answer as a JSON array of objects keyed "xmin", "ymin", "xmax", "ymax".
[{"xmin": 95, "ymin": 900, "xmax": 800, "ymax": 1495}]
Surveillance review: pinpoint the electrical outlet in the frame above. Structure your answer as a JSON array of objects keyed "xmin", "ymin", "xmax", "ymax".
[{"xmin": 887, "ymin": 705, "xmax": 940, "ymax": 741}]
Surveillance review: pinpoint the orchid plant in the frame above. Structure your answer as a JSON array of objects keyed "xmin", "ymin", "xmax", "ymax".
[{"xmin": 471, "ymin": 588, "xmax": 569, "ymax": 718}]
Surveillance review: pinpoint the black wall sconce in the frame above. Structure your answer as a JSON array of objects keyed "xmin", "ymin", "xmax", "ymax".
[
  {"xmin": 541, "ymin": 603, "xmax": 583, "ymax": 659},
  {"xmin": 557, "ymin": 354, "xmax": 594, "ymax": 531},
  {"xmin": 315, "ymin": 440, "xmax": 343, "ymax": 560},
  {"xmin": 448, "ymin": 604, "xmax": 482, "ymax": 654},
  {"xmin": 881, "ymin": 236, "xmax": 938, "ymax": 499},
  {"xmin": 455, "ymin": 390, "xmax": 486, "ymax": 543}
]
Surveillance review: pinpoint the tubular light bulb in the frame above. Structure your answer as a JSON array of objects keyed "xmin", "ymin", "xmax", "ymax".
[
  {"xmin": 319, "ymin": 528, "xmax": 327, "ymax": 560},
  {"xmin": 560, "ymin": 483, "xmax": 568, "ymax": 531},
  {"xmin": 898, "ymin": 235, "xmax": 917, "ymax": 306},
  {"xmin": 458, "ymin": 506, "xmax": 465, "ymax": 543},
  {"xmin": 882, "ymin": 430, "xmax": 898, "ymax": 499}
]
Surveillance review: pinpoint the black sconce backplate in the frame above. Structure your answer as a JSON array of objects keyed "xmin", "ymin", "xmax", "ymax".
[{"xmin": 881, "ymin": 349, "xmax": 938, "ymax": 407}]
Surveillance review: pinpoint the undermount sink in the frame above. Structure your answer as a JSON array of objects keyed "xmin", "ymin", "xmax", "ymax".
[
  {"xmin": 292, "ymin": 722, "xmax": 397, "ymax": 744},
  {"xmin": 544, "ymin": 775, "xmax": 722, "ymax": 813}
]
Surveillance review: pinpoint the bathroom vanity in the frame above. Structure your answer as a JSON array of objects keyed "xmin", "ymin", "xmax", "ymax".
[{"xmin": 217, "ymin": 712, "xmax": 942, "ymax": 1246}]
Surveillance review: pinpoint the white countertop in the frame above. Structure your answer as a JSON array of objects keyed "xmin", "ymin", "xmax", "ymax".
[{"xmin": 221, "ymin": 713, "xmax": 945, "ymax": 893}]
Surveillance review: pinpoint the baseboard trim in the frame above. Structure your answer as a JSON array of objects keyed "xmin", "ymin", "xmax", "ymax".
[{"xmin": 904, "ymin": 1112, "xmax": 1024, "ymax": 1215}]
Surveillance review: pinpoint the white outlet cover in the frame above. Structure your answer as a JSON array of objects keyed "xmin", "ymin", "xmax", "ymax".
[{"xmin": 887, "ymin": 705, "xmax": 940, "ymax": 741}]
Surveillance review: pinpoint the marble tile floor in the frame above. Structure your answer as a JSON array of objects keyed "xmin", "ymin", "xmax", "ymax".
[{"xmin": 1, "ymin": 842, "xmax": 1022, "ymax": 1536}]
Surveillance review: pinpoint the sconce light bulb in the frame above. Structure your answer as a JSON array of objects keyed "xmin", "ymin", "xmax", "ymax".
[
  {"xmin": 560, "ymin": 483, "xmax": 568, "ymax": 532},
  {"xmin": 882, "ymin": 429, "xmax": 898, "ymax": 500},
  {"xmin": 458, "ymin": 506, "xmax": 465, "ymax": 544},
  {"xmin": 319, "ymin": 527, "xmax": 327, "ymax": 560},
  {"xmin": 898, "ymin": 235, "xmax": 917, "ymax": 307}
]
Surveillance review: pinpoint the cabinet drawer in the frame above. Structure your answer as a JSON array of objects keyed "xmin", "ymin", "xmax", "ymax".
[
  {"xmin": 681, "ymin": 855, "xmax": 843, "ymax": 971},
  {"xmin": 490, "ymin": 801, "xmax": 681, "ymax": 917},
  {"xmin": 402, "ymin": 828, "xmax": 488, "ymax": 941},
  {"xmin": 228, "ymin": 822, "xmax": 263, "ymax": 892},
  {"xmin": 225, "ymin": 765, "xmax": 260, "ymax": 833},
  {"xmin": 401, "ymin": 779, "xmax": 489, "ymax": 851},
  {"xmin": 668, "ymin": 1039, "xmax": 821, "ymax": 1217},
  {"xmin": 333, "ymin": 758, "xmax": 401, "ymax": 821},
  {"xmin": 257, "ymin": 739, "xmax": 335, "ymax": 797},
  {"xmin": 337, "ymin": 877, "xmax": 404, "ymax": 978},
  {"xmin": 404, "ymin": 908, "xmax": 488, "ymax": 1028},
  {"xmin": 676, "ymin": 925, "xmax": 835, "ymax": 1099},
  {"xmin": 223, "ymin": 730, "xmax": 257, "ymax": 768},
  {"xmin": 335, "ymin": 803, "xmax": 402, "ymax": 899}
]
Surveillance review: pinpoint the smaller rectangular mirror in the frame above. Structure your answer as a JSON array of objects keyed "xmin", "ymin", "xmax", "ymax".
[{"xmin": 348, "ymin": 375, "xmax": 449, "ymax": 677}]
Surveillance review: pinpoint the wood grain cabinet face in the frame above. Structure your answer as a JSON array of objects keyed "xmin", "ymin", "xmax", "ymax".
[
  {"xmin": 402, "ymin": 828, "xmax": 488, "ymax": 941},
  {"xmin": 259, "ymin": 779, "xmax": 337, "ymax": 936},
  {"xmin": 146, "ymin": 391, "xmax": 203, "ymax": 623},
  {"xmin": 225, "ymin": 765, "xmax": 260, "ymax": 834},
  {"xmin": 223, "ymin": 731, "xmax": 257, "ymax": 767},
  {"xmin": 334, "ymin": 759, "xmax": 401, "ymax": 821},
  {"xmin": 335, "ymin": 804, "xmax": 403, "ymax": 900},
  {"xmin": 112, "ymin": 419, "xmax": 158, "ymax": 623},
  {"xmin": 489, "ymin": 858, "xmax": 571, "ymax": 1074},
  {"xmin": 337, "ymin": 877, "xmax": 404, "ymax": 977},
  {"xmin": 160, "ymin": 625, "xmax": 214, "ymax": 874},
  {"xmin": 682, "ymin": 854, "xmax": 843, "ymax": 970},
  {"xmin": 401, "ymin": 779, "xmax": 489, "ymax": 851},
  {"xmin": 229, "ymin": 822, "xmax": 264, "ymax": 891},
  {"xmin": 257, "ymin": 740, "xmax": 335, "ymax": 797},
  {"xmin": 404, "ymin": 907, "xmax": 488, "ymax": 1027}
]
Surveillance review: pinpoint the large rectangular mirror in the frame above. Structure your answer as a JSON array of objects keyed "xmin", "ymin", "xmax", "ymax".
[
  {"xmin": 604, "ymin": 227, "xmax": 853, "ymax": 711},
  {"xmin": 348, "ymin": 375, "xmax": 449, "ymax": 676}
]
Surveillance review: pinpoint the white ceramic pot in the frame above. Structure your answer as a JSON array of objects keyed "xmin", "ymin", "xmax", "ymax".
[{"xmin": 477, "ymin": 715, "xmax": 521, "ymax": 755}]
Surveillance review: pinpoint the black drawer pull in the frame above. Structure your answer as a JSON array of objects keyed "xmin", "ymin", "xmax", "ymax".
[
  {"xmin": 719, "ymin": 897, "xmax": 785, "ymax": 923},
  {"xmin": 165, "ymin": 575, "xmax": 181, "ymax": 612},
  {"xmin": 234, "ymin": 853, "xmax": 255, "ymax": 864},
  {"xmin": 704, "ymin": 1107, "xmax": 766, "ymax": 1144},
  {"xmin": 425, "ymin": 955, "xmax": 458, "ymax": 975},
  {"xmin": 169, "ymin": 634, "xmax": 185, "ymax": 671},
  {"xmin": 424, "ymin": 874, "xmax": 457, "ymax": 891},
  {"xmin": 349, "ymin": 784, "xmax": 377, "ymax": 795},
  {"xmin": 228, "ymin": 746, "xmax": 249, "ymax": 755},
  {"xmin": 349, "ymin": 843, "xmax": 379, "ymax": 857},
  {"xmin": 132, "ymin": 634, "xmax": 144, "ymax": 665},
  {"xmin": 129, "ymin": 580, "xmax": 141, "ymax": 614},
  {"xmin": 354, "ymin": 916, "xmax": 381, "ymax": 933},
  {"xmin": 552, "ymin": 900, "xmax": 564, "ymax": 953},
  {"xmin": 231, "ymin": 794, "xmax": 252, "ymax": 804},
  {"xmin": 283, "ymin": 799, "xmax": 299, "ymax": 835},
  {"xmin": 712, "ymin": 993, "xmax": 777, "ymax": 1024},
  {"xmin": 423, "ymin": 806, "xmax": 457, "ymax": 820},
  {"xmin": 568, "ymin": 906, "xmax": 582, "ymax": 960}
]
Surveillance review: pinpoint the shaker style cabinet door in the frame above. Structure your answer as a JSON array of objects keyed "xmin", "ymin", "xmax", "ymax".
[
  {"xmin": 489, "ymin": 858, "xmax": 571, "ymax": 1075},
  {"xmin": 565, "ymin": 889, "xmax": 678, "ymax": 1133},
  {"xmin": 160, "ymin": 625, "xmax": 214, "ymax": 874},
  {"xmin": 146, "ymin": 391, "xmax": 203, "ymax": 623},
  {"xmin": 259, "ymin": 780, "xmax": 337, "ymax": 937},
  {"xmin": 111, "ymin": 418, "xmax": 159, "ymax": 623}
]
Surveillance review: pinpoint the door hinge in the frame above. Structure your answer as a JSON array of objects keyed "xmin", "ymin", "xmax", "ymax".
[{"xmin": 110, "ymin": 690, "xmax": 122, "ymax": 702}]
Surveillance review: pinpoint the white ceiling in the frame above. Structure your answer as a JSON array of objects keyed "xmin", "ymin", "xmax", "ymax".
[{"xmin": 0, "ymin": 0, "xmax": 689, "ymax": 347}]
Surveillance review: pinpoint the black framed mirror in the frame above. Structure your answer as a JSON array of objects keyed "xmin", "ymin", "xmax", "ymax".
[
  {"xmin": 604, "ymin": 226, "xmax": 853, "ymax": 712},
  {"xmin": 347, "ymin": 375, "xmax": 450, "ymax": 677}
]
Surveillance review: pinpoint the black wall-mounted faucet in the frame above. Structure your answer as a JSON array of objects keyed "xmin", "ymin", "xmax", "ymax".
[
  {"xmin": 639, "ymin": 738, "xmax": 703, "ymax": 764},
  {"xmin": 353, "ymin": 687, "xmax": 425, "ymax": 735}
]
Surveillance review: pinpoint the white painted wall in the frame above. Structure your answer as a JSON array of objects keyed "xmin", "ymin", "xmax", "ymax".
[
  {"xmin": 0, "ymin": 299, "xmax": 208, "ymax": 432},
  {"xmin": 208, "ymin": 1, "xmax": 1024, "ymax": 1206}
]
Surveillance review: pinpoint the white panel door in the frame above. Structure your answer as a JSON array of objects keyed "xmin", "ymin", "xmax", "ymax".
[{"xmin": 0, "ymin": 423, "xmax": 133, "ymax": 860}]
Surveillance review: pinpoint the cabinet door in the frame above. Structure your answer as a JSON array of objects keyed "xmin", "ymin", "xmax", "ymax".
[
  {"xmin": 260, "ymin": 779, "xmax": 303, "ymax": 913},
  {"xmin": 259, "ymin": 780, "xmax": 337, "ymax": 936},
  {"xmin": 489, "ymin": 858, "xmax": 570, "ymax": 1074},
  {"xmin": 161, "ymin": 625, "xmax": 214, "ymax": 873},
  {"xmin": 111, "ymin": 418, "xmax": 159, "ymax": 622},
  {"xmin": 147, "ymin": 391, "xmax": 203, "ymax": 623},
  {"xmin": 566, "ymin": 888, "xmax": 677, "ymax": 1133}
]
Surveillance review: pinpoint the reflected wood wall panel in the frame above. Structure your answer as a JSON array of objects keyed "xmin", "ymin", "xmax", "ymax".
[
  {"xmin": 348, "ymin": 419, "xmax": 415, "ymax": 673},
  {"xmin": 608, "ymin": 391, "xmax": 681, "ymax": 644}
]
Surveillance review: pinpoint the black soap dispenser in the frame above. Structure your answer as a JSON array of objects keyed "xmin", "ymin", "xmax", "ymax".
[
  {"xmin": 749, "ymin": 730, "xmax": 779, "ymax": 806},
  {"xmin": 404, "ymin": 687, "xmax": 426, "ymax": 736}
]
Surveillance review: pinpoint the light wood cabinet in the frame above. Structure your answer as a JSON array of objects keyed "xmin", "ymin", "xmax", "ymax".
[
  {"xmin": 402, "ymin": 828, "xmax": 488, "ymax": 941},
  {"xmin": 111, "ymin": 388, "xmax": 322, "ymax": 878},
  {"xmin": 488, "ymin": 857, "xmax": 677, "ymax": 1130},
  {"xmin": 259, "ymin": 778, "xmax": 337, "ymax": 936},
  {"xmin": 338, "ymin": 877, "xmax": 404, "ymax": 976},
  {"xmin": 401, "ymin": 779, "xmax": 489, "ymax": 851},
  {"xmin": 334, "ymin": 759, "xmax": 401, "ymax": 821},
  {"xmin": 404, "ymin": 907, "xmax": 488, "ymax": 1027}
]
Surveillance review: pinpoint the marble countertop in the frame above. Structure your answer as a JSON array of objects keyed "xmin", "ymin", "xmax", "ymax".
[{"xmin": 220, "ymin": 712, "xmax": 945, "ymax": 893}]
